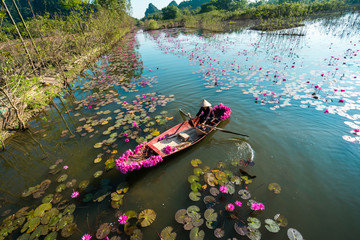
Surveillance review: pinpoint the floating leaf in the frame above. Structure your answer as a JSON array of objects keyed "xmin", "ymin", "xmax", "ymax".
[
  {"xmin": 238, "ymin": 189, "xmax": 251, "ymax": 199},
  {"xmin": 41, "ymin": 208, "xmax": 59, "ymax": 225},
  {"xmin": 94, "ymin": 157, "xmax": 102, "ymax": 163},
  {"xmin": 265, "ymin": 219, "xmax": 280, "ymax": 233},
  {"xmin": 17, "ymin": 233, "xmax": 30, "ymax": 240},
  {"xmin": 287, "ymin": 228, "xmax": 303, "ymax": 240},
  {"xmin": 203, "ymin": 196, "xmax": 216, "ymax": 207},
  {"xmin": 63, "ymin": 204, "xmax": 76, "ymax": 215},
  {"xmin": 246, "ymin": 227, "xmax": 261, "ymax": 240},
  {"xmin": 204, "ymin": 208, "xmax": 217, "ymax": 222},
  {"xmin": 193, "ymin": 168, "xmax": 203, "ymax": 176},
  {"xmin": 60, "ymin": 223, "xmax": 77, "ymax": 238},
  {"xmin": 192, "ymin": 217, "xmax": 204, "ymax": 227},
  {"xmin": 26, "ymin": 217, "xmax": 41, "ymax": 233},
  {"xmin": 138, "ymin": 209, "xmax": 156, "ymax": 227},
  {"xmin": 274, "ymin": 214, "xmax": 288, "ymax": 227},
  {"xmin": 15, "ymin": 207, "xmax": 29, "ymax": 218},
  {"xmin": 247, "ymin": 217, "xmax": 261, "ymax": 229},
  {"xmin": 191, "ymin": 159, "xmax": 202, "ymax": 167},
  {"xmin": 130, "ymin": 228, "xmax": 142, "ymax": 240},
  {"xmin": 231, "ymin": 176, "xmax": 241, "ymax": 185},
  {"xmin": 55, "ymin": 184, "xmax": 66, "ymax": 193},
  {"xmin": 160, "ymin": 226, "xmax": 176, "ymax": 240},
  {"xmin": 94, "ymin": 143, "xmax": 103, "ymax": 149},
  {"xmin": 44, "ymin": 231, "xmax": 57, "ymax": 240},
  {"xmin": 57, "ymin": 174, "xmax": 68, "ymax": 183},
  {"xmin": 58, "ymin": 214, "xmax": 74, "ymax": 229},
  {"xmin": 188, "ymin": 175, "xmax": 199, "ymax": 183},
  {"xmin": 187, "ymin": 206, "xmax": 200, "ymax": 219},
  {"xmin": 175, "ymin": 209, "xmax": 187, "ymax": 224},
  {"xmin": 268, "ymin": 183, "xmax": 281, "ymax": 194},
  {"xmin": 150, "ymin": 131, "xmax": 160, "ymax": 136},
  {"xmin": 206, "ymin": 220, "xmax": 217, "ymax": 229},
  {"xmin": 116, "ymin": 182, "xmax": 129, "ymax": 194},
  {"xmin": 234, "ymin": 222, "xmax": 248, "ymax": 236},
  {"xmin": 189, "ymin": 227, "xmax": 205, "ymax": 240},
  {"xmin": 225, "ymin": 182, "xmax": 235, "ymax": 194},
  {"xmin": 216, "ymin": 162, "xmax": 226, "ymax": 169},
  {"xmin": 214, "ymin": 228, "xmax": 224, "ymax": 238},
  {"xmin": 189, "ymin": 191, "xmax": 201, "ymax": 201},
  {"xmin": 204, "ymin": 173, "xmax": 217, "ymax": 187},
  {"xmin": 96, "ymin": 223, "xmax": 112, "ymax": 239},
  {"xmin": 191, "ymin": 182, "xmax": 202, "ymax": 192},
  {"xmin": 34, "ymin": 203, "xmax": 52, "ymax": 217},
  {"xmin": 125, "ymin": 210, "xmax": 137, "ymax": 220},
  {"xmin": 209, "ymin": 187, "xmax": 220, "ymax": 196},
  {"xmin": 78, "ymin": 180, "xmax": 90, "ymax": 190},
  {"xmin": 94, "ymin": 171, "xmax": 103, "ymax": 178}
]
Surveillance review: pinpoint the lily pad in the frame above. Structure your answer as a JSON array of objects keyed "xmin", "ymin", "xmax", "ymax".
[
  {"xmin": 160, "ymin": 226, "xmax": 176, "ymax": 240},
  {"xmin": 193, "ymin": 168, "xmax": 203, "ymax": 176},
  {"xmin": 63, "ymin": 204, "xmax": 76, "ymax": 215},
  {"xmin": 60, "ymin": 223, "xmax": 77, "ymax": 238},
  {"xmin": 191, "ymin": 182, "xmax": 202, "ymax": 192},
  {"xmin": 55, "ymin": 184, "xmax": 66, "ymax": 193},
  {"xmin": 216, "ymin": 161, "xmax": 226, "ymax": 169},
  {"xmin": 287, "ymin": 228, "xmax": 303, "ymax": 240},
  {"xmin": 238, "ymin": 189, "xmax": 251, "ymax": 199},
  {"xmin": 265, "ymin": 219, "xmax": 280, "ymax": 233},
  {"xmin": 234, "ymin": 222, "xmax": 248, "ymax": 236},
  {"xmin": 41, "ymin": 208, "xmax": 59, "ymax": 225},
  {"xmin": 44, "ymin": 232, "xmax": 57, "ymax": 240},
  {"xmin": 116, "ymin": 182, "xmax": 129, "ymax": 194},
  {"xmin": 17, "ymin": 233, "xmax": 31, "ymax": 240},
  {"xmin": 206, "ymin": 220, "xmax": 217, "ymax": 229},
  {"xmin": 138, "ymin": 209, "xmax": 156, "ymax": 227},
  {"xmin": 94, "ymin": 143, "xmax": 103, "ymax": 149},
  {"xmin": 94, "ymin": 171, "xmax": 103, "ymax": 178},
  {"xmin": 78, "ymin": 180, "xmax": 90, "ymax": 190},
  {"xmin": 58, "ymin": 214, "xmax": 74, "ymax": 229},
  {"xmin": 203, "ymin": 196, "xmax": 216, "ymax": 207},
  {"xmin": 34, "ymin": 203, "xmax": 52, "ymax": 217},
  {"xmin": 96, "ymin": 223, "xmax": 112, "ymax": 239},
  {"xmin": 130, "ymin": 228, "xmax": 142, "ymax": 240},
  {"xmin": 214, "ymin": 228, "xmax": 224, "ymax": 238},
  {"xmin": 274, "ymin": 214, "xmax": 288, "ymax": 227},
  {"xmin": 225, "ymin": 182, "xmax": 235, "ymax": 194},
  {"xmin": 187, "ymin": 205, "xmax": 200, "ymax": 219},
  {"xmin": 57, "ymin": 174, "xmax": 68, "ymax": 183},
  {"xmin": 204, "ymin": 208, "xmax": 217, "ymax": 222},
  {"xmin": 94, "ymin": 157, "xmax": 102, "ymax": 163},
  {"xmin": 209, "ymin": 187, "xmax": 220, "ymax": 196},
  {"xmin": 268, "ymin": 183, "xmax": 281, "ymax": 194},
  {"xmin": 247, "ymin": 217, "xmax": 261, "ymax": 229},
  {"xmin": 189, "ymin": 191, "xmax": 201, "ymax": 201},
  {"xmin": 26, "ymin": 217, "xmax": 41, "ymax": 233},
  {"xmin": 191, "ymin": 159, "xmax": 202, "ymax": 167},
  {"xmin": 204, "ymin": 173, "xmax": 217, "ymax": 187},
  {"xmin": 175, "ymin": 209, "xmax": 187, "ymax": 224},
  {"xmin": 246, "ymin": 227, "xmax": 261, "ymax": 240},
  {"xmin": 188, "ymin": 175, "xmax": 199, "ymax": 183},
  {"xmin": 189, "ymin": 227, "xmax": 205, "ymax": 240},
  {"xmin": 192, "ymin": 217, "xmax": 204, "ymax": 227}
]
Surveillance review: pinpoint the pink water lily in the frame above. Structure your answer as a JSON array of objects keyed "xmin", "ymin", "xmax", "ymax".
[
  {"xmin": 63, "ymin": 165, "xmax": 68, "ymax": 170},
  {"xmin": 235, "ymin": 200, "xmax": 242, "ymax": 207},
  {"xmin": 71, "ymin": 191, "xmax": 79, "ymax": 198},
  {"xmin": 226, "ymin": 203, "xmax": 235, "ymax": 211},
  {"xmin": 219, "ymin": 186, "xmax": 228, "ymax": 193},
  {"xmin": 118, "ymin": 214, "xmax": 128, "ymax": 224},
  {"xmin": 82, "ymin": 234, "xmax": 92, "ymax": 240}
]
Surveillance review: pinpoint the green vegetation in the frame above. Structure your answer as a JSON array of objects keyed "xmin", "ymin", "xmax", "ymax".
[
  {"xmin": 0, "ymin": 0, "xmax": 133, "ymax": 136},
  {"xmin": 142, "ymin": 0, "xmax": 359, "ymax": 31}
]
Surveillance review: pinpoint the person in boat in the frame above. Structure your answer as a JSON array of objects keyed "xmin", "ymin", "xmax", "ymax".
[{"xmin": 195, "ymin": 99, "xmax": 215, "ymax": 126}]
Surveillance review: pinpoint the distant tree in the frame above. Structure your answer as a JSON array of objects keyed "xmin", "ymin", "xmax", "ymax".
[
  {"xmin": 162, "ymin": 5, "xmax": 179, "ymax": 19},
  {"xmin": 168, "ymin": 0, "xmax": 178, "ymax": 7},
  {"xmin": 144, "ymin": 3, "xmax": 159, "ymax": 17},
  {"xmin": 200, "ymin": 2, "xmax": 217, "ymax": 12},
  {"xmin": 178, "ymin": 0, "xmax": 210, "ymax": 10}
]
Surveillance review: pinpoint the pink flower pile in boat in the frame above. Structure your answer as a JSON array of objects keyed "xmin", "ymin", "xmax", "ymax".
[
  {"xmin": 163, "ymin": 145, "xmax": 175, "ymax": 155},
  {"xmin": 250, "ymin": 202, "xmax": 265, "ymax": 211},
  {"xmin": 213, "ymin": 103, "xmax": 231, "ymax": 121},
  {"xmin": 115, "ymin": 142, "xmax": 163, "ymax": 174}
]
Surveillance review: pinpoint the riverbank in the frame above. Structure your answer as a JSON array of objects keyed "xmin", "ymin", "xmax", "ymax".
[{"xmin": 0, "ymin": 9, "xmax": 134, "ymax": 147}]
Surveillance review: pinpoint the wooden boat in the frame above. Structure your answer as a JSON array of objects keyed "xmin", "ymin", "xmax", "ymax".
[{"xmin": 116, "ymin": 103, "xmax": 231, "ymax": 174}]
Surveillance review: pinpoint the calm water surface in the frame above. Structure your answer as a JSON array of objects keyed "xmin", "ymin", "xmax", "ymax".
[{"xmin": 1, "ymin": 13, "xmax": 360, "ymax": 240}]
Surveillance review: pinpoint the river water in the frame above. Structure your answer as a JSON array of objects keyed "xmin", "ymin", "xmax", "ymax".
[{"xmin": 1, "ymin": 13, "xmax": 360, "ymax": 240}]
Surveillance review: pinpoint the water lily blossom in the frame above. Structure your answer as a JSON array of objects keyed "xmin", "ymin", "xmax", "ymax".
[
  {"xmin": 63, "ymin": 165, "xmax": 68, "ymax": 170},
  {"xmin": 235, "ymin": 200, "xmax": 242, "ymax": 207},
  {"xmin": 219, "ymin": 186, "xmax": 228, "ymax": 193},
  {"xmin": 226, "ymin": 203, "xmax": 235, "ymax": 211},
  {"xmin": 71, "ymin": 191, "xmax": 79, "ymax": 198},
  {"xmin": 118, "ymin": 214, "xmax": 128, "ymax": 224},
  {"xmin": 82, "ymin": 234, "xmax": 92, "ymax": 240}
]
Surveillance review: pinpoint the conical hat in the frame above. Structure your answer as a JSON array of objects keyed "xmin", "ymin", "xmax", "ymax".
[{"xmin": 200, "ymin": 99, "xmax": 211, "ymax": 107}]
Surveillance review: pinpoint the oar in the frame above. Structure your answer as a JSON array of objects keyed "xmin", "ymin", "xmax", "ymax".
[
  {"xmin": 179, "ymin": 109, "xmax": 249, "ymax": 137},
  {"xmin": 179, "ymin": 109, "xmax": 195, "ymax": 127},
  {"xmin": 205, "ymin": 125, "xmax": 250, "ymax": 138}
]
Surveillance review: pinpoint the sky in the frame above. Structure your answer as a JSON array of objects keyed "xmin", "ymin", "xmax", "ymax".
[{"xmin": 130, "ymin": 0, "xmax": 176, "ymax": 19}]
